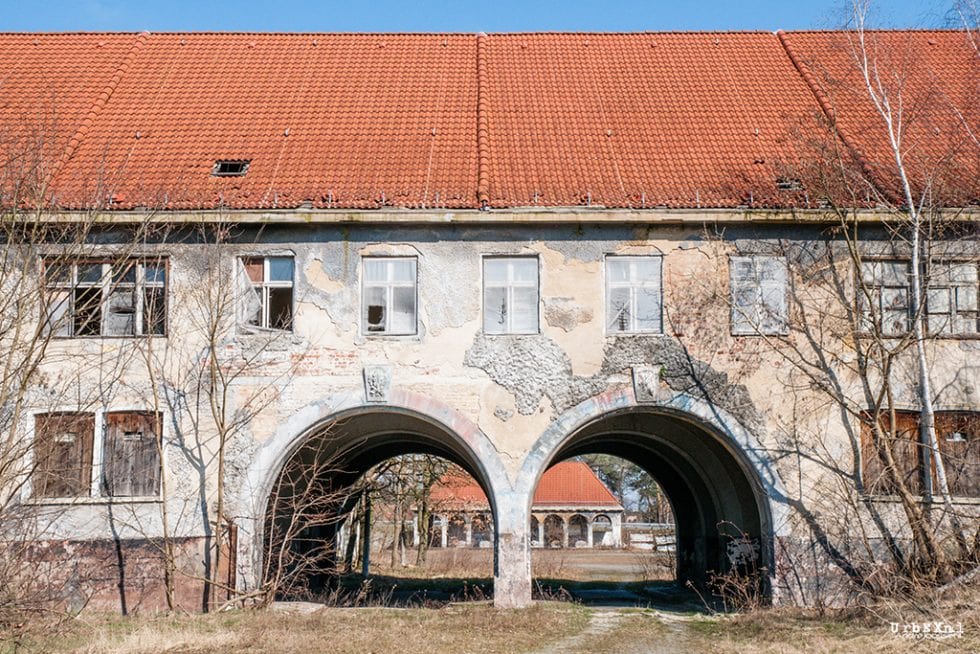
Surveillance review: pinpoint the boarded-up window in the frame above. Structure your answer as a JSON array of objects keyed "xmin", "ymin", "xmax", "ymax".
[
  {"xmin": 102, "ymin": 412, "xmax": 162, "ymax": 497},
  {"xmin": 860, "ymin": 411, "xmax": 923, "ymax": 495},
  {"xmin": 861, "ymin": 410, "xmax": 980, "ymax": 498},
  {"xmin": 33, "ymin": 413, "xmax": 94, "ymax": 498},
  {"xmin": 936, "ymin": 412, "xmax": 980, "ymax": 497},
  {"xmin": 730, "ymin": 256, "xmax": 788, "ymax": 335}
]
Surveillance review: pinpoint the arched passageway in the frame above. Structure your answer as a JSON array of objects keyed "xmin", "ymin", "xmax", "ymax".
[
  {"xmin": 258, "ymin": 407, "xmax": 500, "ymax": 601},
  {"xmin": 528, "ymin": 406, "xmax": 775, "ymax": 597}
]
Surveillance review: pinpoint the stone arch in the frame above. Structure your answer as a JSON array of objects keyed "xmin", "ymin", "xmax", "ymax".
[
  {"xmin": 519, "ymin": 386, "xmax": 789, "ymax": 593},
  {"xmin": 543, "ymin": 514, "xmax": 564, "ymax": 547},
  {"xmin": 234, "ymin": 390, "xmax": 512, "ymax": 600}
]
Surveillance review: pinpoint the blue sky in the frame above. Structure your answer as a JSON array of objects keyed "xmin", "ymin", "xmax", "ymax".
[{"xmin": 0, "ymin": 0, "xmax": 959, "ymax": 32}]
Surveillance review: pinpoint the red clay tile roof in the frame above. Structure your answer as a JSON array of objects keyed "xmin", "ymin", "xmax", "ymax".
[
  {"xmin": 0, "ymin": 31, "xmax": 974, "ymax": 211},
  {"xmin": 430, "ymin": 461, "xmax": 622, "ymax": 510}
]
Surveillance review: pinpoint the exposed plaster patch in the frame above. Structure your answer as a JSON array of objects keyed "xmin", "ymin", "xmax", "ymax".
[
  {"xmin": 542, "ymin": 297, "xmax": 593, "ymax": 332},
  {"xmin": 464, "ymin": 333, "xmax": 764, "ymax": 433}
]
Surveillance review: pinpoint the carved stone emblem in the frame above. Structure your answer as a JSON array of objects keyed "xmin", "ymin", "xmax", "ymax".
[
  {"xmin": 363, "ymin": 365, "xmax": 392, "ymax": 403},
  {"xmin": 631, "ymin": 365, "xmax": 662, "ymax": 403}
]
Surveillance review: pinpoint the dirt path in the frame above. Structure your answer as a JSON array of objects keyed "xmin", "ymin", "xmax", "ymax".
[{"xmin": 527, "ymin": 608, "xmax": 694, "ymax": 654}]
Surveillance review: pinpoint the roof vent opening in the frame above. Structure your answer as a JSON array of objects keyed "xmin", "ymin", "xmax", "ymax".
[
  {"xmin": 212, "ymin": 160, "xmax": 250, "ymax": 177},
  {"xmin": 776, "ymin": 176, "xmax": 803, "ymax": 192}
]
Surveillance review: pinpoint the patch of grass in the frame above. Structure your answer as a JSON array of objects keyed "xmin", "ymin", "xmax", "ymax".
[{"xmin": 19, "ymin": 604, "xmax": 590, "ymax": 654}]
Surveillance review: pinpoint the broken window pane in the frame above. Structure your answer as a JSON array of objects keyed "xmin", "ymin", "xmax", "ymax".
[
  {"xmin": 606, "ymin": 256, "xmax": 662, "ymax": 334},
  {"xmin": 268, "ymin": 287, "xmax": 293, "ymax": 330},
  {"xmin": 104, "ymin": 288, "xmax": 136, "ymax": 336},
  {"xmin": 361, "ymin": 258, "xmax": 417, "ymax": 335},
  {"xmin": 364, "ymin": 286, "xmax": 386, "ymax": 332},
  {"xmin": 73, "ymin": 287, "xmax": 102, "ymax": 336}
]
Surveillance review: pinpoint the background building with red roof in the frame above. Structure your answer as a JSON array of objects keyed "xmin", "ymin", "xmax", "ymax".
[{"xmin": 424, "ymin": 461, "xmax": 624, "ymax": 548}]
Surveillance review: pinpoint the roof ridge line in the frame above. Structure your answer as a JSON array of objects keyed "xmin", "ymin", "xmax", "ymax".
[
  {"xmin": 47, "ymin": 31, "xmax": 150, "ymax": 200},
  {"xmin": 476, "ymin": 32, "xmax": 490, "ymax": 209}
]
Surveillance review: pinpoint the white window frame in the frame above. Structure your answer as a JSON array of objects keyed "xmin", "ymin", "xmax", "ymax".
[
  {"xmin": 859, "ymin": 259, "xmax": 911, "ymax": 337},
  {"xmin": 605, "ymin": 255, "xmax": 663, "ymax": 334},
  {"xmin": 241, "ymin": 256, "xmax": 294, "ymax": 331},
  {"xmin": 44, "ymin": 258, "xmax": 168, "ymax": 337},
  {"xmin": 482, "ymin": 256, "xmax": 539, "ymax": 335},
  {"xmin": 926, "ymin": 261, "xmax": 979, "ymax": 336},
  {"xmin": 360, "ymin": 256, "xmax": 418, "ymax": 336},
  {"xmin": 730, "ymin": 255, "xmax": 788, "ymax": 336}
]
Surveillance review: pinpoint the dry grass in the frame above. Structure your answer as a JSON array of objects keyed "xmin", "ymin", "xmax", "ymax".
[
  {"xmin": 22, "ymin": 604, "xmax": 589, "ymax": 654},
  {"xmin": 7, "ymin": 575, "xmax": 978, "ymax": 653}
]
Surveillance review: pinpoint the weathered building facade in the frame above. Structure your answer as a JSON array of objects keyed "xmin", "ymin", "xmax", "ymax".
[{"xmin": 0, "ymin": 31, "xmax": 977, "ymax": 611}]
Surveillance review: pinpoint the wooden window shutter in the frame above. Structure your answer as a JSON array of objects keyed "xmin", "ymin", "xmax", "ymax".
[
  {"xmin": 860, "ymin": 411, "xmax": 922, "ymax": 495},
  {"xmin": 33, "ymin": 413, "xmax": 94, "ymax": 497},
  {"xmin": 936, "ymin": 412, "xmax": 980, "ymax": 497},
  {"xmin": 103, "ymin": 412, "xmax": 162, "ymax": 497}
]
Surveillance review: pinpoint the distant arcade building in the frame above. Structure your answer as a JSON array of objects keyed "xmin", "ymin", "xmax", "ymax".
[{"xmin": 422, "ymin": 461, "xmax": 624, "ymax": 549}]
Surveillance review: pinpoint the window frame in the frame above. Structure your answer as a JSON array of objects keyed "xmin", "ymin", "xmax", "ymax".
[
  {"xmin": 101, "ymin": 410, "xmax": 164, "ymax": 499},
  {"xmin": 925, "ymin": 261, "xmax": 979, "ymax": 337},
  {"xmin": 860, "ymin": 409, "xmax": 980, "ymax": 499},
  {"xmin": 729, "ymin": 255, "xmax": 789, "ymax": 336},
  {"xmin": 482, "ymin": 255, "xmax": 540, "ymax": 335},
  {"xmin": 858, "ymin": 257, "xmax": 980, "ymax": 339},
  {"xmin": 31, "ymin": 412, "xmax": 96, "ymax": 499},
  {"xmin": 240, "ymin": 255, "xmax": 295, "ymax": 332},
  {"xmin": 360, "ymin": 256, "xmax": 419, "ymax": 336},
  {"xmin": 43, "ymin": 257, "xmax": 169, "ymax": 338},
  {"xmin": 604, "ymin": 254, "xmax": 664, "ymax": 335}
]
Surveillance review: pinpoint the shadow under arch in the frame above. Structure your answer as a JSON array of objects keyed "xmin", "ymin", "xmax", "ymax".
[
  {"xmin": 235, "ymin": 391, "xmax": 511, "ymax": 601},
  {"xmin": 518, "ymin": 387, "xmax": 789, "ymax": 596}
]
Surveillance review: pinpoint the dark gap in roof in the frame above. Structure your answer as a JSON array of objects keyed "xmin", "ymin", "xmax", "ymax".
[{"xmin": 212, "ymin": 160, "xmax": 250, "ymax": 177}]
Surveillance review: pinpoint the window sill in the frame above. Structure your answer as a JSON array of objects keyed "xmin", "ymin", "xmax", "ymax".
[
  {"xmin": 862, "ymin": 494, "xmax": 980, "ymax": 505},
  {"xmin": 50, "ymin": 335, "xmax": 168, "ymax": 341},
  {"xmin": 605, "ymin": 331, "xmax": 667, "ymax": 337},
  {"xmin": 25, "ymin": 496, "xmax": 163, "ymax": 506}
]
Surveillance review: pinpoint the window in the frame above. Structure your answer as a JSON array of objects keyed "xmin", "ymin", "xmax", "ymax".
[
  {"xmin": 606, "ymin": 256, "xmax": 662, "ymax": 334},
  {"xmin": 212, "ymin": 160, "xmax": 250, "ymax": 176},
  {"xmin": 483, "ymin": 257, "xmax": 538, "ymax": 334},
  {"xmin": 859, "ymin": 260, "xmax": 910, "ymax": 336},
  {"xmin": 361, "ymin": 257, "xmax": 417, "ymax": 335},
  {"xmin": 44, "ymin": 258, "xmax": 167, "ymax": 337},
  {"xmin": 861, "ymin": 410, "xmax": 979, "ymax": 497},
  {"xmin": 33, "ymin": 413, "xmax": 94, "ymax": 498},
  {"xmin": 102, "ymin": 412, "xmax": 162, "ymax": 497},
  {"xmin": 927, "ymin": 262, "xmax": 978, "ymax": 335},
  {"xmin": 239, "ymin": 256, "xmax": 293, "ymax": 331},
  {"xmin": 730, "ymin": 256, "xmax": 788, "ymax": 335}
]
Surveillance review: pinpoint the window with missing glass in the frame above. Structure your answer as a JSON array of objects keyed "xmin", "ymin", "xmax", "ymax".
[
  {"xmin": 606, "ymin": 256, "xmax": 662, "ymax": 334},
  {"xmin": 240, "ymin": 256, "xmax": 293, "ymax": 331},
  {"xmin": 926, "ymin": 262, "xmax": 979, "ymax": 336},
  {"xmin": 730, "ymin": 256, "xmax": 788, "ymax": 336},
  {"xmin": 361, "ymin": 257, "xmax": 417, "ymax": 335},
  {"xmin": 44, "ymin": 258, "xmax": 167, "ymax": 337},
  {"xmin": 483, "ymin": 257, "xmax": 538, "ymax": 334},
  {"xmin": 859, "ymin": 260, "xmax": 910, "ymax": 337}
]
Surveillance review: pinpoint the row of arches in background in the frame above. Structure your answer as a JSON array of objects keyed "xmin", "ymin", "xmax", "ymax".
[{"xmin": 243, "ymin": 387, "xmax": 783, "ymax": 606}]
